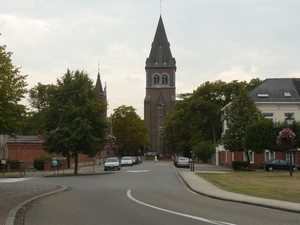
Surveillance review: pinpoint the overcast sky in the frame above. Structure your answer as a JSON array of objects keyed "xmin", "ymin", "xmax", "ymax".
[{"xmin": 1, "ymin": 0, "xmax": 300, "ymax": 119}]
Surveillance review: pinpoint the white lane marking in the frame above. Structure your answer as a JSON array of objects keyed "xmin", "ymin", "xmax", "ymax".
[
  {"xmin": 126, "ymin": 170, "xmax": 149, "ymax": 173},
  {"xmin": 0, "ymin": 178, "xmax": 36, "ymax": 183},
  {"xmin": 127, "ymin": 189, "xmax": 236, "ymax": 225}
]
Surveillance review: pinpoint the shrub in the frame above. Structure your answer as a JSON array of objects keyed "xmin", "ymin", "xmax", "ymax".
[
  {"xmin": 34, "ymin": 156, "xmax": 52, "ymax": 170},
  {"xmin": 6, "ymin": 158, "xmax": 19, "ymax": 169},
  {"xmin": 192, "ymin": 141, "xmax": 216, "ymax": 163},
  {"xmin": 232, "ymin": 161, "xmax": 248, "ymax": 170}
]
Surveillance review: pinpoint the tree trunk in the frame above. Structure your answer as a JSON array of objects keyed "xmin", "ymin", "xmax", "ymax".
[
  {"xmin": 210, "ymin": 121, "xmax": 217, "ymax": 144},
  {"xmin": 245, "ymin": 150, "xmax": 250, "ymax": 167},
  {"xmin": 74, "ymin": 153, "xmax": 78, "ymax": 174}
]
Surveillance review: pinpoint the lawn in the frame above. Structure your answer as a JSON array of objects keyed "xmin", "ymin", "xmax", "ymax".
[{"xmin": 197, "ymin": 171, "xmax": 300, "ymax": 203}]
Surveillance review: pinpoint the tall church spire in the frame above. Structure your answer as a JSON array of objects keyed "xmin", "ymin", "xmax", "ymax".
[
  {"xmin": 144, "ymin": 15, "xmax": 176, "ymax": 156},
  {"xmin": 95, "ymin": 66, "xmax": 106, "ymax": 104},
  {"xmin": 145, "ymin": 16, "xmax": 176, "ymax": 69}
]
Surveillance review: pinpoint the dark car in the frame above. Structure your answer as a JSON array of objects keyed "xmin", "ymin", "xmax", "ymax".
[
  {"xmin": 260, "ymin": 159, "xmax": 299, "ymax": 171},
  {"xmin": 131, "ymin": 156, "xmax": 139, "ymax": 165}
]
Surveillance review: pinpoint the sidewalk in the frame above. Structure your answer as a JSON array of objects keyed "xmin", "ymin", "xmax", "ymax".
[{"xmin": 1, "ymin": 163, "xmax": 300, "ymax": 225}]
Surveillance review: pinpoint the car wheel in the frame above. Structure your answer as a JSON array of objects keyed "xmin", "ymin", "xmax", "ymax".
[
  {"xmin": 268, "ymin": 167, "xmax": 273, "ymax": 171},
  {"xmin": 118, "ymin": 167, "xmax": 120, "ymax": 170},
  {"xmin": 131, "ymin": 164, "xmax": 133, "ymax": 166},
  {"xmin": 104, "ymin": 168, "xmax": 107, "ymax": 171},
  {"xmin": 121, "ymin": 165, "xmax": 123, "ymax": 167}
]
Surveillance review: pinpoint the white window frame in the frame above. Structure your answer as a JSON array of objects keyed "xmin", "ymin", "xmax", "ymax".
[
  {"xmin": 264, "ymin": 150, "xmax": 275, "ymax": 161},
  {"xmin": 153, "ymin": 74, "xmax": 160, "ymax": 85},
  {"xmin": 243, "ymin": 151, "xmax": 254, "ymax": 164},
  {"xmin": 162, "ymin": 74, "xmax": 169, "ymax": 85},
  {"xmin": 264, "ymin": 113, "xmax": 274, "ymax": 121}
]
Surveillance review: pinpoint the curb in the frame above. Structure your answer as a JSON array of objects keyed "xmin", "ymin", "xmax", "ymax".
[{"xmin": 5, "ymin": 185, "xmax": 68, "ymax": 225}]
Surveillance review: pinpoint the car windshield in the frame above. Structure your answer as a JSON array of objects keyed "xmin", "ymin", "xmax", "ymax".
[{"xmin": 122, "ymin": 157, "xmax": 131, "ymax": 160}]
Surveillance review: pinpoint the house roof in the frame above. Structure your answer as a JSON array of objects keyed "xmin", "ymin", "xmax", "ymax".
[{"xmin": 250, "ymin": 78, "xmax": 300, "ymax": 103}]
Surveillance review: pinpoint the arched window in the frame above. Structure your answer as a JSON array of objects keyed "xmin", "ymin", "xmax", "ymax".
[
  {"xmin": 162, "ymin": 74, "xmax": 168, "ymax": 85},
  {"xmin": 153, "ymin": 75, "xmax": 160, "ymax": 85}
]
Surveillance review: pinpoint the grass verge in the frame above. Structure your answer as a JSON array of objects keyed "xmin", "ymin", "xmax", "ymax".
[{"xmin": 197, "ymin": 171, "xmax": 300, "ymax": 203}]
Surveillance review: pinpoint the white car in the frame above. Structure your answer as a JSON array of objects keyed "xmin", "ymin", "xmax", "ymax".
[
  {"xmin": 104, "ymin": 157, "xmax": 121, "ymax": 171},
  {"xmin": 120, "ymin": 157, "xmax": 133, "ymax": 167},
  {"xmin": 176, "ymin": 157, "xmax": 190, "ymax": 168}
]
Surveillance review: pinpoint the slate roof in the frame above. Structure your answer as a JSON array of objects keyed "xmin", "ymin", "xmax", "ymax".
[
  {"xmin": 145, "ymin": 15, "xmax": 176, "ymax": 69},
  {"xmin": 250, "ymin": 78, "xmax": 300, "ymax": 103}
]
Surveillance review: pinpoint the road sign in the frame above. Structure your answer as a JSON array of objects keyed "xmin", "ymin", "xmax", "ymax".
[
  {"xmin": 1, "ymin": 160, "xmax": 6, "ymax": 164},
  {"xmin": 52, "ymin": 160, "xmax": 58, "ymax": 167}
]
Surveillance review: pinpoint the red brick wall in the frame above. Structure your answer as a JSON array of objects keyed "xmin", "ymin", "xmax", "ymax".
[{"xmin": 7, "ymin": 142, "xmax": 94, "ymax": 167}]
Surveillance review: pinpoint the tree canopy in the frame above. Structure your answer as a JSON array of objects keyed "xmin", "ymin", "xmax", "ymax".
[
  {"xmin": 0, "ymin": 43, "xmax": 28, "ymax": 136},
  {"xmin": 112, "ymin": 105, "xmax": 148, "ymax": 156},
  {"xmin": 42, "ymin": 69, "xmax": 108, "ymax": 174},
  {"xmin": 221, "ymin": 90, "xmax": 264, "ymax": 165}
]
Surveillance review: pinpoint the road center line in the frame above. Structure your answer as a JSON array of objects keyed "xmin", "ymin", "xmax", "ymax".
[{"xmin": 127, "ymin": 189, "xmax": 236, "ymax": 225}]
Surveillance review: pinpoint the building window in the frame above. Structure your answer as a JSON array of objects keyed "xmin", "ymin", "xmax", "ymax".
[
  {"xmin": 265, "ymin": 113, "xmax": 274, "ymax": 121},
  {"xmin": 286, "ymin": 151, "xmax": 294, "ymax": 163},
  {"xmin": 162, "ymin": 74, "xmax": 168, "ymax": 85},
  {"xmin": 265, "ymin": 150, "xmax": 275, "ymax": 161},
  {"xmin": 257, "ymin": 93, "xmax": 269, "ymax": 98},
  {"xmin": 153, "ymin": 75, "xmax": 160, "ymax": 85},
  {"xmin": 284, "ymin": 113, "xmax": 294, "ymax": 120},
  {"xmin": 243, "ymin": 151, "xmax": 254, "ymax": 163}
]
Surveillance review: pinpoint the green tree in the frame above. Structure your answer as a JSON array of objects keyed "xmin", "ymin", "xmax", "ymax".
[
  {"xmin": 192, "ymin": 140, "xmax": 216, "ymax": 163},
  {"xmin": 22, "ymin": 83, "xmax": 57, "ymax": 135},
  {"xmin": 42, "ymin": 69, "xmax": 108, "ymax": 174},
  {"xmin": 222, "ymin": 90, "xmax": 265, "ymax": 166},
  {"xmin": 243, "ymin": 119, "xmax": 277, "ymax": 169},
  {"xmin": 0, "ymin": 43, "xmax": 28, "ymax": 136},
  {"xmin": 162, "ymin": 94, "xmax": 192, "ymax": 157},
  {"xmin": 112, "ymin": 105, "xmax": 148, "ymax": 156}
]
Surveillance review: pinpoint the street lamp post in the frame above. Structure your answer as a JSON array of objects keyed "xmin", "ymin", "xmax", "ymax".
[
  {"xmin": 159, "ymin": 126, "xmax": 163, "ymax": 154},
  {"xmin": 285, "ymin": 114, "xmax": 294, "ymax": 177}
]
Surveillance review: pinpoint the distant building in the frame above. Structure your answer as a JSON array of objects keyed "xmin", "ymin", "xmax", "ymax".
[
  {"xmin": 218, "ymin": 78, "xmax": 300, "ymax": 168},
  {"xmin": 144, "ymin": 15, "xmax": 176, "ymax": 155}
]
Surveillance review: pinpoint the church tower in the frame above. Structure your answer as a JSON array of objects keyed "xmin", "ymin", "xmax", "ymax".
[
  {"xmin": 144, "ymin": 15, "xmax": 176, "ymax": 155},
  {"xmin": 95, "ymin": 68, "xmax": 107, "ymax": 117}
]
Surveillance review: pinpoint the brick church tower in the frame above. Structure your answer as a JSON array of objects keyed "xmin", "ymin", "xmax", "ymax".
[
  {"xmin": 95, "ymin": 68, "xmax": 107, "ymax": 117},
  {"xmin": 144, "ymin": 15, "xmax": 176, "ymax": 155}
]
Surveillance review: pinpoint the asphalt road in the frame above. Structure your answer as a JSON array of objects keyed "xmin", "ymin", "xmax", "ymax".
[{"xmin": 19, "ymin": 161, "xmax": 300, "ymax": 225}]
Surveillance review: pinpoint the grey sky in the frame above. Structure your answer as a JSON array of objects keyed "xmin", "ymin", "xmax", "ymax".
[{"xmin": 1, "ymin": 0, "xmax": 300, "ymax": 118}]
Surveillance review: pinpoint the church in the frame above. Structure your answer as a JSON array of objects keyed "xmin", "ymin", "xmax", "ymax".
[{"xmin": 144, "ymin": 15, "xmax": 176, "ymax": 155}]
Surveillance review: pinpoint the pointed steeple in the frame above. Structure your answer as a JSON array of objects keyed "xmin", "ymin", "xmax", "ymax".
[
  {"xmin": 95, "ymin": 68, "xmax": 106, "ymax": 101},
  {"xmin": 146, "ymin": 15, "xmax": 176, "ymax": 69}
]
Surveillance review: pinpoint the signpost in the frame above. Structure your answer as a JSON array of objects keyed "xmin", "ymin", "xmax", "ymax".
[{"xmin": 1, "ymin": 159, "xmax": 6, "ymax": 175}]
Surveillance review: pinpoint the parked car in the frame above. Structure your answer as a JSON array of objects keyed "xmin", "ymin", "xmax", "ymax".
[
  {"xmin": 160, "ymin": 154, "xmax": 170, "ymax": 159},
  {"xmin": 176, "ymin": 157, "xmax": 190, "ymax": 168},
  {"xmin": 131, "ymin": 156, "xmax": 139, "ymax": 165},
  {"xmin": 260, "ymin": 159, "xmax": 299, "ymax": 171},
  {"xmin": 173, "ymin": 156, "xmax": 179, "ymax": 167},
  {"xmin": 120, "ymin": 157, "xmax": 133, "ymax": 167},
  {"xmin": 104, "ymin": 157, "xmax": 121, "ymax": 171}
]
